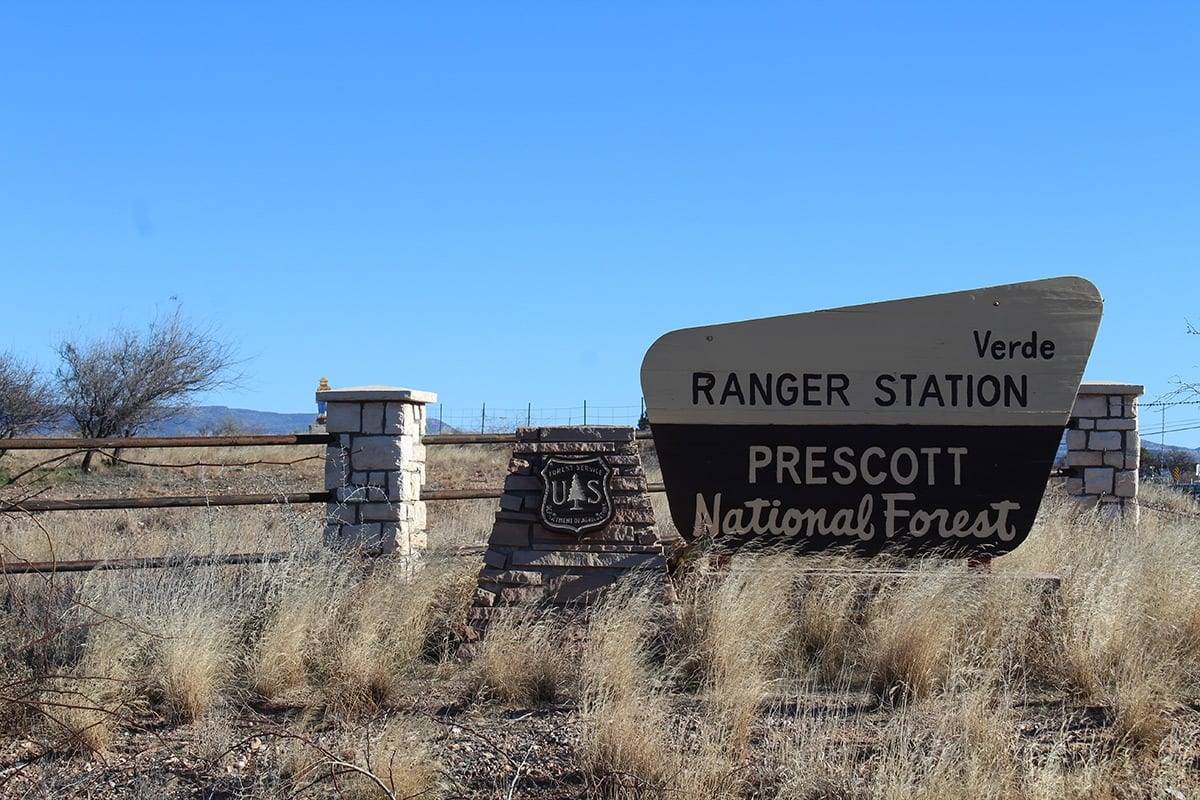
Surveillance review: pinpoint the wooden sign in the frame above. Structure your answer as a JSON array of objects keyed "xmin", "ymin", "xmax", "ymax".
[{"xmin": 640, "ymin": 277, "xmax": 1103, "ymax": 557}]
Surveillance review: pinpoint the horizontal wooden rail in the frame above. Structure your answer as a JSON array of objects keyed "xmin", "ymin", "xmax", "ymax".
[
  {"xmin": 420, "ymin": 483, "xmax": 666, "ymax": 500},
  {"xmin": 1, "ymin": 545, "xmax": 489, "ymax": 575},
  {"xmin": 0, "ymin": 433, "xmax": 336, "ymax": 450},
  {"xmin": 1, "ymin": 550, "xmax": 297, "ymax": 575},
  {"xmin": 1, "ymin": 491, "xmax": 332, "ymax": 513}
]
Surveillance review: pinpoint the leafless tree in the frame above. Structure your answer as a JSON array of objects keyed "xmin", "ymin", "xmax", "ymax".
[
  {"xmin": 0, "ymin": 352, "xmax": 57, "ymax": 459},
  {"xmin": 56, "ymin": 310, "xmax": 240, "ymax": 471}
]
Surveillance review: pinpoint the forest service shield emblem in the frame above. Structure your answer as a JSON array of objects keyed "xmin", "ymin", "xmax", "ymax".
[{"xmin": 539, "ymin": 456, "xmax": 614, "ymax": 535}]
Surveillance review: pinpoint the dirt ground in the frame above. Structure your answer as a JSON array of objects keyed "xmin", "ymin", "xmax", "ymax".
[{"xmin": 2, "ymin": 443, "xmax": 1199, "ymax": 799}]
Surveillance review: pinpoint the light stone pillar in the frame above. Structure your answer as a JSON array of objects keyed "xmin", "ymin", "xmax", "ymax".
[
  {"xmin": 318, "ymin": 385, "xmax": 436, "ymax": 564},
  {"xmin": 1064, "ymin": 381, "xmax": 1144, "ymax": 523}
]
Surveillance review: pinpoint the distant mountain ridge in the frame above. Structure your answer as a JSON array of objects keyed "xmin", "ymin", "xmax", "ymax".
[
  {"xmin": 41, "ymin": 406, "xmax": 455, "ymax": 436},
  {"xmin": 1055, "ymin": 434, "xmax": 1200, "ymax": 463}
]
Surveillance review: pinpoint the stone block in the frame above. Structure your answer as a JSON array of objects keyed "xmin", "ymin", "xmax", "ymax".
[
  {"xmin": 611, "ymin": 506, "xmax": 657, "ymax": 525},
  {"xmin": 513, "ymin": 441, "xmax": 621, "ymax": 455},
  {"xmin": 504, "ymin": 475, "xmax": 543, "ymax": 492},
  {"xmin": 1077, "ymin": 418, "xmax": 1095, "ymax": 430},
  {"xmin": 1125, "ymin": 453, "xmax": 1138, "ymax": 470},
  {"xmin": 380, "ymin": 525, "xmax": 403, "ymax": 555},
  {"xmin": 1084, "ymin": 467, "xmax": 1113, "ymax": 495},
  {"xmin": 324, "ymin": 445, "xmax": 349, "ymax": 490},
  {"xmin": 534, "ymin": 426, "xmax": 635, "ymax": 443},
  {"xmin": 336, "ymin": 486, "xmax": 368, "ymax": 503},
  {"xmin": 1108, "ymin": 396, "xmax": 1124, "ymax": 417},
  {"xmin": 613, "ymin": 494, "xmax": 654, "ymax": 510},
  {"xmin": 326, "ymin": 504, "xmax": 357, "ymax": 524},
  {"xmin": 1066, "ymin": 429, "xmax": 1088, "ymax": 450},
  {"xmin": 474, "ymin": 588, "xmax": 497, "ymax": 607},
  {"xmin": 483, "ymin": 549, "xmax": 508, "ymax": 569},
  {"xmin": 1095, "ymin": 418, "xmax": 1136, "ymax": 431},
  {"xmin": 499, "ymin": 494, "xmax": 524, "ymax": 512},
  {"xmin": 489, "ymin": 521, "xmax": 531, "ymax": 548},
  {"xmin": 1071, "ymin": 396, "xmax": 1107, "ymax": 418},
  {"xmin": 386, "ymin": 471, "xmax": 408, "ymax": 501},
  {"xmin": 1103, "ymin": 451, "xmax": 1125, "ymax": 467},
  {"xmin": 1089, "ymin": 431, "xmax": 1122, "ymax": 450},
  {"xmin": 509, "ymin": 550, "xmax": 664, "ymax": 569},
  {"xmin": 1124, "ymin": 431, "xmax": 1140, "ymax": 458},
  {"xmin": 337, "ymin": 523, "xmax": 383, "ymax": 551},
  {"xmin": 325, "ymin": 402, "xmax": 361, "ymax": 433},
  {"xmin": 1114, "ymin": 470, "xmax": 1138, "ymax": 498},
  {"xmin": 500, "ymin": 587, "xmax": 548, "ymax": 604},
  {"xmin": 610, "ymin": 476, "xmax": 648, "ymax": 492},
  {"xmin": 408, "ymin": 528, "xmax": 427, "ymax": 551},
  {"xmin": 496, "ymin": 509, "xmax": 540, "ymax": 523},
  {"xmin": 529, "ymin": 525, "xmax": 579, "ymax": 546},
  {"xmin": 360, "ymin": 502, "xmax": 404, "ymax": 521},
  {"xmin": 491, "ymin": 570, "xmax": 546, "ymax": 586},
  {"xmin": 361, "ymin": 402, "xmax": 385, "ymax": 434},
  {"xmin": 1065, "ymin": 477, "xmax": 1083, "ymax": 495},
  {"xmin": 351, "ymin": 436, "xmax": 404, "ymax": 470},
  {"xmin": 550, "ymin": 570, "xmax": 635, "ymax": 604},
  {"xmin": 383, "ymin": 402, "xmax": 407, "ymax": 434},
  {"xmin": 351, "ymin": 471, "xmax": 370, "ymax": 485}
]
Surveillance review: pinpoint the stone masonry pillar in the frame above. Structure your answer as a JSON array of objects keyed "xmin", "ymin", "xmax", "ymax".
[
  {"xmin": 1064, "ymin": 381, "xmax": 1144, "ymax": 523},
  {"xmin": 318, "ymin": 385, "xmax": 436, "ymax": 563}
]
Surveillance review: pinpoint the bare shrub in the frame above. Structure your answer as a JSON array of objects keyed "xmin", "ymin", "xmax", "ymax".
[
  {"xmin": 56, "ymin": 308, "xmax": 238, "ymax": 470},
  {"xmin": 43, "ymin": 678, "xmax": 119, "ymax": 755},
  {"xmin": 343, "ymin": 717, "xmax": 442, "ymax": 800},
  {"xmin": 279, "ymin": 719, "xmax": 441, "ymax": 800},
  {"xmin": 0, "ymin": 351, "xmax": 56, "ymax": 452}
]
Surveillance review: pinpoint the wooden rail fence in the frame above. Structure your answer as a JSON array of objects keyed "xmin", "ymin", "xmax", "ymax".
[{"xmin": 0, "ymin": 429, "xmax": 1065, "ymax": 574}]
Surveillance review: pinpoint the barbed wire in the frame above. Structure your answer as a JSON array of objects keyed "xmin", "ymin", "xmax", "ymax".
[
  {"xmin": 1136, "ymin": 501, "xmax": 1200, "ymax": 520},
  {"xmin": 1138, "ymin": 399, "xmax": 1200, "ymax": 408}
]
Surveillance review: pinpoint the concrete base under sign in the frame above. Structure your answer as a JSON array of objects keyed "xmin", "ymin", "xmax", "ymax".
[{"xmin": 466, "ymin": 427, "xmax": 678, "ymax": 636}]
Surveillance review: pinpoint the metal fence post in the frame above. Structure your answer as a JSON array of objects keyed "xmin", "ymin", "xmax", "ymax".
[
  {"xmin": 481, "ymin": 403, "xmax": 486, "ymax": 433},
  {"xmin": 583, "ymin": 399, "xmax": 587, "ymax": 425}
]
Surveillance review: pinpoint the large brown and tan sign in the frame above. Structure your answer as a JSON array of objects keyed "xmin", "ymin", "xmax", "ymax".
[{"xmin": 640, "ymin": 277, "xmax": 1103, "ymax": 557}]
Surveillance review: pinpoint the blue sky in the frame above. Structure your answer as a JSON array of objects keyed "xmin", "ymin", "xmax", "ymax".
[{"xmin": 1, "ymin": 4, "xmax": 1198, "ymax": 441}]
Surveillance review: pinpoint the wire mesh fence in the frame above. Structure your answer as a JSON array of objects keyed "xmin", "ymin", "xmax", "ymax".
[{"xmin": 431, "ymin": 402, "xmax": 644, "ymax": 433}]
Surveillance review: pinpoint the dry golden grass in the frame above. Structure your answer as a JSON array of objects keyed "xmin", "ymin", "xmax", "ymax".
[
  {"xmin": 470, "ymin": 612, "xmax": 572, "ymax": 706},
  {"xmin": 2, "ymin": 444, "xmax": 1200, "ymax": 798}
]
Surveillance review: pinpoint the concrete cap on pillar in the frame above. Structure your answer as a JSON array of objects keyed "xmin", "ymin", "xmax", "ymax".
[
  {"xmin": 316, "ymin": 385, "xmax": 438, "ymax": 404},
  {"xmin": 1076, "ymin": 382, "xmax": 1145, "ymax": 397}
]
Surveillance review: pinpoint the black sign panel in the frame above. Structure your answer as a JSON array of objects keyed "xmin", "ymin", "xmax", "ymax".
[
  {"xmin": 640, "ymin": 277, "xmax": 1103, "ymax": 558},
  {"xmin": 539, "ymin": 456, "xmax": 614, "ymax": 535}
]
